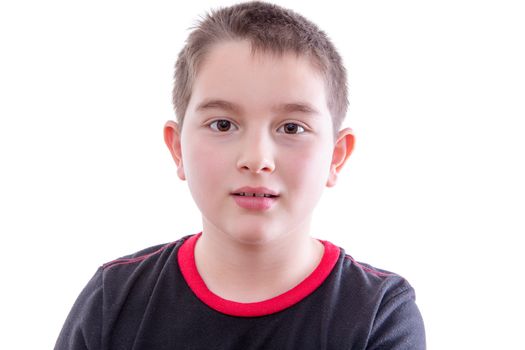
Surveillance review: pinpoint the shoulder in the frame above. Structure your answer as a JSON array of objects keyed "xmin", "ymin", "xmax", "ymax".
[
  {"xmin": 55, "ymin": 235, "xmax": 193, "ymax": 349},
  {"xmin": 102, "ymin": 237, "xmax": 185, "ymax": 269},
  {"xmin": 101, "ymin": 234, "xmax": 192, "ymax": 272},
  {"xmin": 341, "ymin": 252, "xmax": 414, "ymax": 298},
  {"xmin": 334, "ymin": 251, "xmax": 426, "ymax": 349},
  {"xmin": 318, "ymin": 243, "xmax": 425, "ymax": 349},
  {"xmin": 323, "ymin": 241, "xmax": 415, "ymax": 303},
  {"xmin": 95, "ymin": 235, "xmax": 194, "ymax": 294}
]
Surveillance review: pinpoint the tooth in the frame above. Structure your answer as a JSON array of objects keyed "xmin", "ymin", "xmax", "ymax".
[{"xmin": 236, "ymin": 192, "xmax": 275, "ymax": 197}]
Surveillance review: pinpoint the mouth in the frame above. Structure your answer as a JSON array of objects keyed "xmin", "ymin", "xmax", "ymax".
[
  {"xmin": 231, "ymin": 186, "xmax": 280, "ymax": 198},
  {"xmin": 230, "ymin": 186, "xmax": 280, "ymax": 210},
  {"xmin": 232, "ymin": 192, "xmax": 278, "ymax": 198}
]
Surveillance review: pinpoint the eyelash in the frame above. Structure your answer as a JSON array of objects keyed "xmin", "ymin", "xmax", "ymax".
[{"xmin": 208, "ymin": 119, "xmax": 306, "ymax": 134}]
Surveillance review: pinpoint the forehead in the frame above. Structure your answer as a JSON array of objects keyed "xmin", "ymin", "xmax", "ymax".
[{"xmin": 187, "ymin": 40, "xmax": 330, "ymax": 119}]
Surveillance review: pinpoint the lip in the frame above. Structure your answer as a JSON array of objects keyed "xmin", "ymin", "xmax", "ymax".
[
  {"xmin": 231, "ymin": 194, "xmax": 278, "ymax": 210},
  {"xmin": 231, "ymin": 186, "xmax": 279, "ymax": 197},
  {"xmin": 231, "ymin": 186, "xmax": 279, "ymax": 211}
]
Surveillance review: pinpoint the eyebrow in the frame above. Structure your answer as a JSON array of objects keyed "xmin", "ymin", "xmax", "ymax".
[{"xmin": 195, "ymin": 99, "xmax": 320, "ymax": 116}]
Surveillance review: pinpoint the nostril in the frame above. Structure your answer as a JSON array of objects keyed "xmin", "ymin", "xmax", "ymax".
[
  {"xmin": 240, "ymin": 163, "xmax": 274, "ymax": 174},
  {"xmin": 237, "ymin": 160, "xmax": 275, "ymax": 173}
]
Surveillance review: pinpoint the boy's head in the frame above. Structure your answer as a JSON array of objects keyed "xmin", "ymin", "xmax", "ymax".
[
  {"xmin": 164, "ymin": 2, "xmax": 354, "ymax": 245},
  {"xmin": 172, "ymin": 1, "xmax": 348, "ymax": 137}
]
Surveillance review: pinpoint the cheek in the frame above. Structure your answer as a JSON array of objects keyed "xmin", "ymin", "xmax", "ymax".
[
  {"xmin": 280, "ymin": 158, "xmax": 329, "ymax": 220},
  {"xmin": 185, "ymin": 135, "xmax": 226, "ymax": 166},
  {"xmin": 281, "ymin": 143, "xmax": 333, "ymax": 195},
  {"xmin": 183, "ymin": 140, "xmax": 228, "ymax": 201}
]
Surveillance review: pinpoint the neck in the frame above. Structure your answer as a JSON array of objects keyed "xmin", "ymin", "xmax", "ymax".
[{"xmin": 194, "ymin": 221, "xmax": 325, "ymax": 303}]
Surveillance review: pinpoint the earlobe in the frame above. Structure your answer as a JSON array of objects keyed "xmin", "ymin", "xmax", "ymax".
[
  {"xmin": 326, "ymin": 128, "xmax": 355, "ymax": 187},
  {"xmin": 163, "ymin": 120, "xmax": 186, "ymax": 181}
]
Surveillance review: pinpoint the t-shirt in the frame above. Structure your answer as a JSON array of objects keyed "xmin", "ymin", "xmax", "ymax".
[{"xmin": 55, "ymin": 233, "xmax": 426, "ymax": 349}]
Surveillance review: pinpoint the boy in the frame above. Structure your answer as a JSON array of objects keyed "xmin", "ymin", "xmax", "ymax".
[{"xmin": 56, "ymin": 2, "xmax": 425, "ymax": 349}]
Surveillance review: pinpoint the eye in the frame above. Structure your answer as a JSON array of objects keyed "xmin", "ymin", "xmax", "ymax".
[
  {"xmin": 209, "ymin": 119, "xmax": 238, "ymax": 132},
  {"xmin": 277, "ymin": 123, "xmax": 305, "ymax": 134}
]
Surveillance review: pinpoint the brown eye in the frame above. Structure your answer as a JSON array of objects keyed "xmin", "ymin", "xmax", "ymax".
[
  {"xmin": 209, "ymin": 120, "xmax": 237, "ymax": 132},
  {"xmin": 278, "ymin": 123, "xmax": 305, "ymax": 134}
]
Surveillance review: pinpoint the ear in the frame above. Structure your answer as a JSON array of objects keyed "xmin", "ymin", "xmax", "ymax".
[
  {"xmin": 326, "ymin": 128, "xmax": 355, "ymax": 187},
  {"xmin": 163, "ymin": 120, "xmax": 186, "ymax": 181}
]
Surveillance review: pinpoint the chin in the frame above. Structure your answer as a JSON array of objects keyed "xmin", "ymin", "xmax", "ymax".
[{"xmin": 226, "ymin": 228, "xmax": 281, "ymax": 246}]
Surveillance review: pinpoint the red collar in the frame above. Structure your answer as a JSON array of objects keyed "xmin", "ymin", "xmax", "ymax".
[{"xmin": 177, "ymin": 233, "xmax": 340, "ymax": 317}]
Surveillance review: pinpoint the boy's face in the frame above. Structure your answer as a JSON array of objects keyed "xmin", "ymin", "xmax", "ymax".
[{"xmin": 165, "ymin": 40, "xmax": 353, "ymax": 245}]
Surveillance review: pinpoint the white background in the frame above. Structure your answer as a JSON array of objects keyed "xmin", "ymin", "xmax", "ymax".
[{"xmin": 1, "ymin": 1, "xmax": 524, "ymax": 348}]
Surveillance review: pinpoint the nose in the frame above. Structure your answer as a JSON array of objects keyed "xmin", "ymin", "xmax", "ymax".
[{"xmin": 236, "ymin": 132, "xmax": 275, "ymax": 174}]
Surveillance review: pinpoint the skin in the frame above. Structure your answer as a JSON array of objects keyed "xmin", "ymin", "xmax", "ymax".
[{"xmin": 164, "ymin": 40, "xmax": 354, "ymax": 302}]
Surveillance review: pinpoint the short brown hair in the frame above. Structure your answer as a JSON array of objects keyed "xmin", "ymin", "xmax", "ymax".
[{"xmin": 173, "ymin": 1, "xmax": 348, "ymax": 136}]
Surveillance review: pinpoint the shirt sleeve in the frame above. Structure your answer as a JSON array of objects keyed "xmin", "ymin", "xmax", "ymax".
[
  {"xmin": 366, "ymin": 281, "xmax": 426, "ymax": 350},
  {"xmin": 54, "ymin": 268, "xmax": 103, "ymax": 350}
]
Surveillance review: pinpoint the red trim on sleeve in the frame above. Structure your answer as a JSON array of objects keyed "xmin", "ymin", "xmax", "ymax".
[
  {"xmin": 177, "ymin": 233, "xmax": 340, "ymax": 317},
  {"xmin": 103, "ymin": 241, "xmax": 180, "ymax": 270}
]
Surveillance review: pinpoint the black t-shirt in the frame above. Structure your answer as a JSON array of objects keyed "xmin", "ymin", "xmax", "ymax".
[{"xmin": 55, "ymin": 233, "xmax": 426, "ymax": 349}]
